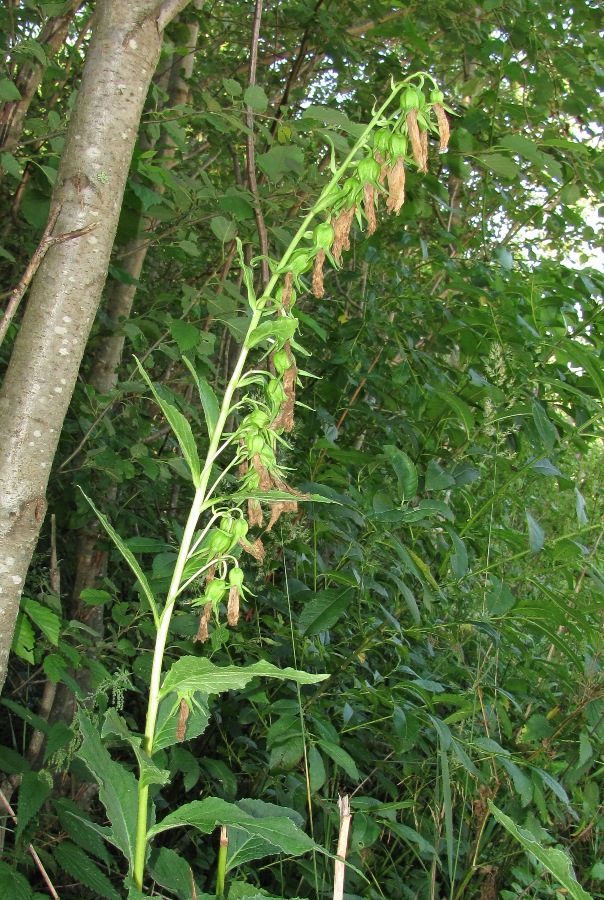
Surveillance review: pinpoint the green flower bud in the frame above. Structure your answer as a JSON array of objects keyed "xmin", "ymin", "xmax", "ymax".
[
  {"xmin": 401, "ymin": 87, "xmax": 420, "ymax": 110},
  {"xmin": 260, "ymin": 444, "xmax": 275, "ymax": 467},
  {"xmin": 246, "ymin": 409, "xmax": 271, "ymax": 429},
  {"xmin": 220, "ymin": 515, "xmax": 234, "ymax": 534},
  {"xmin": 430, "ymin": 88, "xmax": 445, "ymax": 104},
  {"xmin": 228, "ymin": 566, "xmax": 244, "ymax": 587},
  {"xmin": 267, "ymin": 379, "xmax": 287, "ymax": 403},
  {"xmin": 207, "ymin": 529, "xmax": 232, "ymax": 556},
  {"xmin": 312, "ymin": 222, "xmax": 335, "ymax": 251},
  {"xmin": 231, "ymin": 518, "xmax": 249, "ymax": 541},
  {"xmin": 246, "ymin": 433, "xmax": 265, "ymax": 455},
  {"xmin": 373, "ymin": 128, "xmax": 391, "ymax": 156},
  {"xmin": 356, "ymin": 157, "xmax": 381, "ymax": 184},
  {"xmin": 287, "ymin": 249, "xmax": 313, "ymax": 277},
  {"xmin": 390, "ymin": 133, "xmax": 408, "ymax": 159},
  {"xmin": 273, "ymin": 349, "xmax": 292, "ymax": 375}
]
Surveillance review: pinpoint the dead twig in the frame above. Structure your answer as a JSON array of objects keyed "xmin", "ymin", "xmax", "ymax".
[
  {"xmin": 333, "ymin": 794, "xmax": 352, "ymax": 900},
  {"xmin": 0, "ymin": 205, "xmax": 98, "ymax": 346}
]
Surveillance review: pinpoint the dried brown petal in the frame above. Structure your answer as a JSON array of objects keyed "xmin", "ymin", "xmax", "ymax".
[
  {"xmin": 281, "ymin": 271, "xmax": 294, "ymax": 309},
  {"xmin": 251, "ymin": 453, "xmax": 272, "ymax": 490},
  {"xmin": 433, "ymin": 103, "xmax": 450, "ymax": 152},
  {"xmin": 227, "ymin": 584, "xmax": 240, "ymax": 626},
  {"xmin": 266, "ymin": 499, "xmax": 298, "ymax": 532},
  {"xmin": 272, "ymin": 342, "xmax": 297, "ymax": 433},
  {"xmin": 406, "ymin": 108, "xmax": 428, "ymax": 172},
  {"xmin": 238, "ymin": 456, "xmax": 249, "ymax": 480},
  {"xmin": 363, "ymin": 182, "xmax": 377, "ymax": 236},
  {"xmin": 176, "ymin": 698, "xmax": 190, "ymax": 740},
  {"xmin": 332, "ymin": 205, "xmax": 356, "ymax": 265},
  {"xmin": 386, "ymin": 157, "xmax": 406, "ymax": 214},
  {"xmin": 312, "ymin": 248, "xmax": 326, "ymax": 298},
  {"xmin": 194, "ymin": 601, "xmax": 213, "ymax": 643},
  {"xmin": 205, "ymin": 564, "xmax": 216, "ymax": 584},
  {"xmin": 247, "ymin": 498, "xmax": 263, "ymax": 528},
  {"xmin": 239, "ymin": 536, "xmax": 265, "ymax": 562}
]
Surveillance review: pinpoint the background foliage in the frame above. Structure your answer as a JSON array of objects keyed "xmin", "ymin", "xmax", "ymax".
[{"xmin": 1, "ymin": 0, "xmax": 603, "ymax": 897}]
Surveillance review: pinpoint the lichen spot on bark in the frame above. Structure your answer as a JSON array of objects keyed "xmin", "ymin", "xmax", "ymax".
[{"xmin": 128, "ymin": 39, "xmax": 138, "ymax": 50}]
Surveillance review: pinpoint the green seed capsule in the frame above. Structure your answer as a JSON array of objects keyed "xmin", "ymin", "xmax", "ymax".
[
  {"xmin": 373, "ymin": 128, "xmax": 391, "ymax": 156},
  {"xmin": 267, "ymin": 379, "xmax": 286, "ymax": 402},
  {"xmin": 430, "ymin": 89, "xmax": 445, "ymax": 104},
  {"xmin": 260, "ymin": 445, "xmax": 275, "ymax": 467},
  {"xmin": 228, "ymin": 566, "xmax": 244, "ymax": 587}
]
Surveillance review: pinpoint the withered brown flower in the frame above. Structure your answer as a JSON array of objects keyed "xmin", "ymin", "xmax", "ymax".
[
  {"xmin": 433, "ymin": 102, "xmax": 450, "ymax": 152},
  {"xmin": 363, "ymin": 182, "xmax": 377, "ymax": 236},
  {"xmin": 227, "ymin": 584, "xmax": 240, "ymax": 626},
  {"xmin": 332, "ymin": 205, "xmax": 356, "ymax": 265},
  {"xmin": 312, "ymin": 248, "xmax": 326, "ymax": 298},
  {"xmin": 386, "ymin": 157, "xmax": 406, "ymax": 214},
  {"xmin": 406, "ymin": 108, "xmax": 428, "ymax": 172}
]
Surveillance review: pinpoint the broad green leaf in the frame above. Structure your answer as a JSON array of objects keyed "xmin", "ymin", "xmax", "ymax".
[
  {"xmin": 226, "ymin": 799, "xmax": 304, "ymax": 872},
  {"xmin": 431, "ymin": 390, "xmax": 474, "ymax": 438},
  {"xmin": 298, "ymin": 587, "xmax": 355, "ymax": 635},
  {"xmin": 54, "ymin": 842, "xmax": 121, "ymax": 900},
  {"xmin": 1, "ymin": 152, "xmax": 22, "ymax": 179},
  {"xmin": 245, "ymin": 317, "xmax": 299, "ymax": 349},
  {"xmin": 79, "ymin": 490, "xmax": 158, "ymax": 626},
  {"xmin": 147, "ymin": 847, "xmax": 197, "ymax": 900},
  {"xmin": 153, "ymin": 691, "xmax": 211, "ymax": 751},
  {"xmin": 244, "ymin": 84, "xmax": 269, "ymax": 112},
  {"xmin": 0, "ymin": 862, "xmax": 32, "ymax": 900},
  {"xmin": 79, "ymin": 588, "xmax": 113, "ymax": 606},
  {"xmin": 526, "ymin": 510, "xmax": 544, "ymax": 553},
  {"xmin": 500, "ymin": 758, "xmax": 533, "ymax": 806},
  {"xmin": 11, "ymin": 612, "xmax": 35, "ymax": 662},
  {"xmin": 148, "ymin": 797, "xmax": 318, "ymax": 861},
  {"xmin": 477, "ymin": 152, "xmax": 519, "ymax": 179},
  {"xmin": 159, "ymin": 658, "xmax": 327, "ymax": 701},
  {"xmin": 16, "ymin": 772, "xmax": 51, "ymax": 843},
  {"xmin": 0, "ymin": 79, "xmax": 21, "ymax": 101},
  {"xmin": 439, "ymin": 742, "xmax": 454, "ymax": 881},
  {"xmin": 488, "ymin": 801, "xmax": 592, "ymax": 899},
  {"xmin": 308, "ymin": 745, "xmax": 326, "ymax": 792},
  {"xmin": 211, "ymin": 215, "xmax": 237, "ymax": 242},
  {"xmin": 447, "ymin": 529, "xmax": 468, "ymax": 578},
  {"xmin": 317, "ymin": 739, "xmax": 359, "ymax": 781},
  {"xmin": 135, "ymin": 359, "xmax": 201, "ymax": 488},
  {"xmin": 102, "ymin": 709, "xmax": 169, "ymax": 790},
  {"xmin": 532, "ymin": 399, "xmax": 557, "ymax": 451},
  {"xmin": 256, "ymin": 145, "xmax": 305, "ymax": 182},
  {"xmin": 21, "ymin": 597, "xmax": 60, "ymax": 644},
  {"xmin": 171, "ymin": 319, "xmax": 201, "ymax": 351},
  {"xmin": 183, "ymin": 356, "xmax": 220, "ymax": 437},
  {"xmin": 383, "ymin": 445, "xmax": 418, "ymax": 500},
  {"xmin": 425, "ymin": 460, "xmax": 455, "ymax": 491},
  {"xmin": 76, "ymin": 710, "xmax": 139, "ymax": 866}
]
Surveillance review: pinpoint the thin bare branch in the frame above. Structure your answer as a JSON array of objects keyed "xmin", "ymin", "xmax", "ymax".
[
  {"xmin": 0, "ymin": 206, "xmax": 98, "ymax": 346},
  {"xmin": 245, "ymin": 0, "xmax": 270, "ymax": 288}
]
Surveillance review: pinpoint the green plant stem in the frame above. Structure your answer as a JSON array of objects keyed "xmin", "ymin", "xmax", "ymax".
[
  {"xmin": 216, "ymin": 825, "xmax": 228, "ymax": 898},
  {"xmin": 131, "ymin": 74, "xmax": 411, "ymax": 890}
]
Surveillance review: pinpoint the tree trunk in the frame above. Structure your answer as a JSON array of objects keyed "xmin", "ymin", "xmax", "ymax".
[{"xmin": 0, "ymin": 0, "xmax": 191, "ymax": 698}]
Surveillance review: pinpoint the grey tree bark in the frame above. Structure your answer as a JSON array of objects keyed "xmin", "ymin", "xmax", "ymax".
[{"xmin": 0, "ymin": 0, "xmax": 191, "ymax": 698}]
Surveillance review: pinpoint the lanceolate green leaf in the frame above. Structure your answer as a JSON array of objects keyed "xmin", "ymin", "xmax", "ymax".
[
  {"xmin": 76, "ymin": 711, "xmax": 139, "ymax": 867},
  {"xmin": 182, "ymin": 356, "xmax": 220, "ymax": 438},
  {"xmin": 298, "ymin": 587, "xmax": 355, "ymax": 635},
  {"xmin": 159, "ymin": 658, "xmax": 327, "ymax": 701},
  {"xmin": 135, "ymin": 358, "xmax": 201, "ymax": 486},
  {"xmin": 79, "ymin": 489, "xmax": 159, "ymax": 627},
  {"xmin": 488, "ymin": 801, "xmax": 593, "ymax": 900}
]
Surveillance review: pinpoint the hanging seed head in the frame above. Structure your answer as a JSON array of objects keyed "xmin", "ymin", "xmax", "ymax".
[
  {"xmin": 406, "ymin": 108, "xmax": 428, "ymax": 172},
  {"xmin": 332, "ymin": 204, "xmax": 356, "ymax": 265},
  {"xmin": 433, "ymin": 102, "xmax": 450, "ymax": 152},
  {"xmin": 266, "ymin": 498, "xmax": 298, "ymax": 532},
  {"xmin": 251, "ymin": 452, "xmax": 272, "ymax": 490},
  {"xmin": 363, "ymin": 182, "xmax": 377, "ymax": 235},
  {"xmin": 386, "ymin": 156, "xmax": 406, "ymax": 214},
  {"xmin": 312, "ymin": 247, "xmax": 326, "ymax": 298},
  {"xmin": 271, "ymin": 342, "xmax": 297, "ymax": 433}
]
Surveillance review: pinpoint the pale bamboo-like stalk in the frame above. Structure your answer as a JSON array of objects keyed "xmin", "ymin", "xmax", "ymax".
[{"xmin": 333, "ymin": 794, "xmax": 352, "ymax": 900}]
